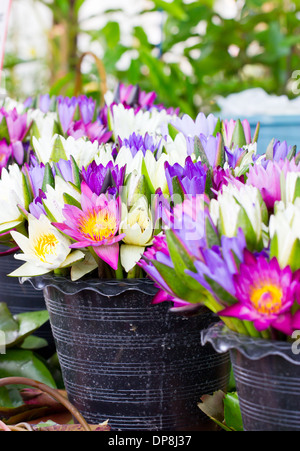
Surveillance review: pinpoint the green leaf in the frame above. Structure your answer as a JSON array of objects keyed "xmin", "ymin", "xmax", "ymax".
[
  {"xmin": 0, "ymin": 116, "xmax": 10, "ymax": 142},
  {"xmin": 42, "ymin": 163, "xmax": 55, "ymax": 192},
  {"xmin": 230, "ymin": 120, "xmax": 246, "ymax": 149},
  {"xmin": 265, "ymin": 138, "xmax": 275, "ymax": 160},
  {"xmin": 50, "ymin": 136, "xmax": 67, "ymax": 163},
  {"xmin": 224, "ymin": 393, "xmax": 243, "ymax": 431},
  {"xmin": 0, "ymin": 304, "xmax": 49, "ymax": 349},
  {"xmin": 15, "ymin": 310, "xmax": 49, "ymax": 346},
  {"xmin": 0, "ymin": 304, "xmax": 19, "ymax": 346},
  {"xmin": 20, "ymin": 335, "xmax": 48, "ymax": 350},
  {"xmin": 141, "ymin": 159, "xmax": 156, "ymax": 195},
  {"xmin": 63, "ymin": 192, "xmax": 81, "ymax": 208},
  {"xmin": 168, "ymin": 123, "xmax": 180, "ymax": 140},
  {"xmin": 0, "ymin": 350, "xmax": 56, "ymax": 388},
  {"xmin": 194, "ymin": 136, "xmax": 210, "ymax": 167}
]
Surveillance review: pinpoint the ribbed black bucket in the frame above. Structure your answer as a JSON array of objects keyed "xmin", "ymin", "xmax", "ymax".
[
  {"xmin": 202, "ymin": 322, "xmax": 300, "ymax": 431},
  {"xmin": 29, "ymin": 275, "xmax": 231, "ymax": 431},
  {"xmin": 0, "ymin": 248, "xmax": 55, "ymax": 357}
]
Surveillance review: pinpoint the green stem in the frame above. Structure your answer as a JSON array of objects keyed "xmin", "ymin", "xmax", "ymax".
[
  {"xmin": 203, "ymin": 295, "xmax": 250, "ymax": 336},
  {"xmin": 115, "ymin": 259, "xmax": 124, "ymax": 280},
  {"xmin": 127, "ymin": 265, "xmax": 137, "ymax": 279}
]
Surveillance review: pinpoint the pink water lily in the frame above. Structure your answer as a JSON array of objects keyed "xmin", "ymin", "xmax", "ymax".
[
  {"xmin": 219, "ymin": 252, "xmax": 298, "ymax": 335},
  {"xmin": 53, "ymin": 183, "xmax": 125, "ymax": 270}
]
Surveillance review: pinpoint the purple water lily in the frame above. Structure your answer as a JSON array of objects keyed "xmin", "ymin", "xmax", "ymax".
[
  {"xmin": 77, "ymin": 95, "xmax": 96, "ymax": 124},
  {"xmin": 114, "ymin": 83, "xmax": 157, "ymax": 111},
  {"xmin": 39, "ymin": 94, "xmax": 52, "ymax": 113},
  {"xmin": 119, "ymin": 133, "xmax": 162, "ymax": 158},
  {"xmin": 165, "ymin": 156, "xmax": 207, "ymax": 198},
  {"xmin": 139, "ymin": 235, "xmax": 186, "ymax": 308},
  {"xmin": 186, "ymin": 228, "xmax": 247, "ymax": 304},
  {"xmin": 82, "ymin": 160, "xmax": 126, "ymax": 196},
  {"xmin": 57, "ymin": 96, "xmax": 78, "ymax": 134},
  {"xmin": 199, "ymin": 133, "xmax": 223, "ymax": 167},
  {"xmin": 171, "ymin": 112, "xmax": 219, "ymax": 138}
]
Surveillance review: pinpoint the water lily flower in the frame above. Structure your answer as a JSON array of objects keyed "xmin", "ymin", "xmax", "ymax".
[
  {"xmin": 0, "ymin": 140, "xmax": 12, "ymax": 173},
  {"xmin": 38, "ymin": 94, "xmax": 52, "ymax": 113},
  {"xmin": 53, "ymin": 183, "xmax": 125, "ymax": 270},
  {"xmin": 162, "ymin": 133, "xmax": 188, "ymax": 167},
  {"xmin": 68, "ymin": 119, "xmax": 112, "ymax": 144},
  {"xmin": 165, "ymin": 156, "xmax": 207, "ymax": 199},
  {"xmin": 139, "ymin": 234, "xmax": 187, "ymax": 308},
  {"xmin": 187, "ymin": 229, "xmax": 247, "ymax": 305},
  {"xmin": 82, "ymin": 160, "xmax": 126, "ymax": 196},
  {"xmin": 119, "ymin": 132, "xmax": 162, "ymax": 158},
  {"xmin": 77, "ymin": 95, "xmax": 96, "ymax": 124},
  {"xmin": 219, "ymin": 252, "xmax": 298, "ymax": 335},
  {"xmin": 246, "ymin": 158, "xmax": 300, "ymax": 211},
  {"xmin": 57, "ymin": 96, "xmax": 78, "ymax": 134},
  {"xmin": 209, "ymin": 183, "xmax": 266, "ymax": 251},
  {"xmin": 269, "ymin": 200, "xmax": 300, "ymax": 271},
  {"xmin": 9, "ymin": 214, "xmax": 84, "ymax": 277},
  {"xmin": 58, "ymin": 136, "xmax": 101, "ymax": 168},
  {"xmin": 171, "ymin": 112, "xmax": 219, "ymax": 138},
  {"xmin": 32, "ymin": 134, "xmax": 58, "ymax": 165},
  {"xmin": 0, "ymin": 108, "xmax": 29, "ymax": 165},
  {"xmin": 222, "ymin": 118, "xmax": 253, "ymax": 149},
  {"xmin": 264, "ymin": 139, "xmax": 297, "ymax": 163},
  {"xmin": 0, "ymin": 164, "xmax": 27, "ymax": 234},
  {"xmin": 119, "ymin": 196, "xmax": 153, "ymax": 272},
  {"xmin": 170, "ymin": 112, "xmax": 220, "ymax": 155},
  {"xmin": 110, "ymin": 104, "xmax": 176, "ymax": 141},
  {"xmin": 112, "ymin": 83, "xmax": 157, "ymax": 110}
]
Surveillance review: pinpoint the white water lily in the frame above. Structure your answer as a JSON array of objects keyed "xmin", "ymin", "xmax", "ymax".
[
  {"xmin": 32, "ymin": 134, "xmax": 59, "ymax": 165},
  {"xmin": 162, "ymin": 132, "xmax": 189, "ymax": 167},
  {"xmin": 115, "ymin": 146, "xmax": 144, "ymax": 176},
  {"xmin": 269, "ymin": 199, "xmax": 300, "ymax": 270},
  {"xmin": 0, "ymin": 164, "xmax": 26, "ymax": 233},
  {"xmin": 144, "ymin": 150, "xmax": 169, "ymax": 194},
  {"xmin": 111, "ymin": 104, "xmax": 176, "ymax": 140},
  {"xmin": 119, "ymin": 196, "xmax": 153, "ymax": 272},
  {"xmin": 281, "ymin": 171, "xmax": 300, "ymax": 205},
  {"xmin": 94, "ymin": 143, "xmax": 114, "ymax": 166},
  {"xmin": 210, "ymin": 183, "xmax": 266, "ymax": 248},
  {"xmin": 9, "ymin": 214, "xmax": 84, "ymax": 277},
  {"xmin": 28, "ymin": 109, "xmax": 58, "ymax": 139},
  {"xmin": 42, "ymin": 176, "xmax": 81, "ymax": 223},
  {"xmin": 59, "ymin": 136, "xmax": 101, "ymax": 169}
]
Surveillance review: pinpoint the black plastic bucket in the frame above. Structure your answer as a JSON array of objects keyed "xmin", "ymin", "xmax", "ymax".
[
  {"xmin": 29, "ymin": 275, "xmax": 231, "ymax": 431},
  {"xmin": 0, "ymin": 248, "xmax": 55, "ymax": 357},
  {"xmin": 202, "ymin": 322, "xmax": 300, "ymax": 431}
]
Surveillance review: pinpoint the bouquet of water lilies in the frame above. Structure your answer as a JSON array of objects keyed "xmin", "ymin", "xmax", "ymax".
[
  {"xmin": 140, "ymin": 146, "xmax": 300, "ymax": 341},
  {"xmin": 0, "ymin": 83, "xmax": 265, "ymax": 283},
  {"xmin": 1, "ymin": 82, "xmax": 300, "ymax": 342}
]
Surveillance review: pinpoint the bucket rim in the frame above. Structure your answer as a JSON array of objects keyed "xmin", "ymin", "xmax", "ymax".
[{"xmin": 201, "ymin": 322, "xmax": 300, "ymax": 365}]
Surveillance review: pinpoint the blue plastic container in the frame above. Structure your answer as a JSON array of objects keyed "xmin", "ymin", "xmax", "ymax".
[{"xmin": 247, "ymin": 115, "xmax": 300, "ymax": 155}]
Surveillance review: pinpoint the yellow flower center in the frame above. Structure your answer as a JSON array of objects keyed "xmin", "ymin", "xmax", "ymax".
[
  {"xmin": 33, "ymin": 233, "xmax": 59, "ymax": 263},
  {"xmin": 128, "ymin": 208, "xmax": 149, "ymax": 232},
  {"xmin": 79, "ymin": 208, "xmax": 117, "ymax": 242},
  {"xmin": 250, "ymin": 283, "xmax": 283, "ymax": 315}
]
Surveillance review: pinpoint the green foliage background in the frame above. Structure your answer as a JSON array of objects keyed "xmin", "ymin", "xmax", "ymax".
[{"xmin": 4, "ymin": 0, "xmax": 300, "ymax": 115}]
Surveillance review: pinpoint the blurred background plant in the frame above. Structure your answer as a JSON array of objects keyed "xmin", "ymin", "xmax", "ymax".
[{"xmin": 3, "ymin": 0, "xmax": 300, "ymax": 115}]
